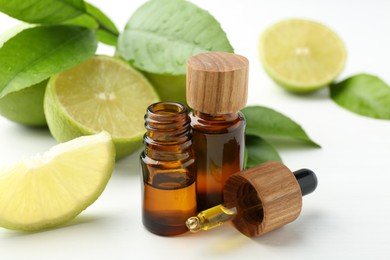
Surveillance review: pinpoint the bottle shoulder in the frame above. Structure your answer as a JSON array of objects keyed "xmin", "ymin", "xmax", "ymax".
[
  {"xmin": 190, "ymin": 111, "xmax": 245, "ymax": 134},
  {"xmin": 141, "ymin": 152, "xmax": 195, "ymax": 168}
]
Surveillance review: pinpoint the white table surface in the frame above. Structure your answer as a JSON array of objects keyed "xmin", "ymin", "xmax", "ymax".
[{"xmin": 1, "ymin": 0, "xmax": 390, "ymax": 259}]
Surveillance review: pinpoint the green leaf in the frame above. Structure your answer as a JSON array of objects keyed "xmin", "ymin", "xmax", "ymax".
[
  {"xmin": 117, "ymin": 0, "xmax": 234, "ymax": 75},
  {"xmin": 62, "ymin": 13, "xmax": 99, "ymax": 30},
  {"xmin": 0, "ymin": 26, "xmax": 97, "ymax": 98},
  {"xmin": 86, "ymin": 2, "xmax": 118, "ymax": 35},
  {"xmin": 330, "ymin": 73, "xmax": 390, "ymax": 119},
  {"xmin": 245, "ymin": 135, "xmax": 282, "ymax": 169},
  {"xmin": 242, "ymin": 106, "xmax": 320, "ymax": 147},
  {"xmin": 62, "ymin": 3, "xmax": 119, "ymax": 46},
  {"xmin": 0, "ymin": 23, "xmax": 34, "ymax": 48},
  {"xmin": 0, "ymin": 0, "xmax": 86, "ymax": 24},
  {"xmin": 96, "ymin": 29, "xmax": 118, "ymax": 46}
]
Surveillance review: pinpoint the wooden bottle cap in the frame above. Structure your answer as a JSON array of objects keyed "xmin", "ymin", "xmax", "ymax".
[
  {"xmin": 223, "ymin": 161, "xmax": 303, "ymax": 237},
  {"xmin": 186, "ymin": 52, "xmax": 249, "ymax": 114}
]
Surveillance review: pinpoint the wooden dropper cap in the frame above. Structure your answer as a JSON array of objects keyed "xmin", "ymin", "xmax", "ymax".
[
  {"xmin": 223, "ymin": 161, "xmax": 317, "ymax": 237},
  {"xmin": 186, "ymin": 52, "xmax": 249, "ymax": 114}
]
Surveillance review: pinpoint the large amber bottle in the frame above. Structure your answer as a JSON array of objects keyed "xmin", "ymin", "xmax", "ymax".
[
  {"xmin": 186, "ymin": 52, "xmax": 249, "ymax": 211},
  {"xmin": 140, "ymin": 102, "xmax": 196, "ymax": 236}
]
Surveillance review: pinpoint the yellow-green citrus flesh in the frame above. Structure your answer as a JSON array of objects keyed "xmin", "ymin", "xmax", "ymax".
[
  {"xmin": 259, "ymin": 18, "xmax": 347, "ymax": 93},
  {"xmin": 0, "ymin": 131, "xmax": 115, "ymax": 231},
  {"xmin": 44, "ymin": 56, "xmax": 160, "ymax": 159}
]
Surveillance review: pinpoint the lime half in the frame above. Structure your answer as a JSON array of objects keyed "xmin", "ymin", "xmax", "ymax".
[
  {"xmin": 259, "ymin": 18, "xmax": 347, "ymax": 93},
  {"xmin": 44, "ymin": 56, "xmax": 159, "ymax": 159},
  {"xmin": 0, "ymin": 132, "xmax": 115, "ymax": 231}
]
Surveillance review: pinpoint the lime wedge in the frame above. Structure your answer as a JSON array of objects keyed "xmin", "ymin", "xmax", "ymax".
[
  {"xmin": 44, "ymin": 56, "xmax": 160, "ymax": 159},
  {"xmin": 259, "ymin": 18, "xmax": 347, "ymax": 92},
  {"xmin": 0, "ymin": 132, "xmax": 115, "ymax": 231}
]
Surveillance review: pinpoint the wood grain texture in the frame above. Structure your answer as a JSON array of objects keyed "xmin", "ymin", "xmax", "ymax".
[
  {"xmin": 186, "ymin": 52, "xmax": 248, "ymax": 114},
  {"xmin": 224, "ymin": 161, "xmax": 302, "ymax": 237}
]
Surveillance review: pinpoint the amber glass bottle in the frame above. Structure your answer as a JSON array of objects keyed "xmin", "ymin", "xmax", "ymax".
[
  {"xmin": 140, "ymin": 102, "xmax": 196, "ymax": 236},
  {"xmin": 187, "ymin": 52, "xmax": 249, "ymax": 211}
]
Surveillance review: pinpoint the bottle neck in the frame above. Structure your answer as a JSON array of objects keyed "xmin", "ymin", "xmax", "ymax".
[
  {"xmin": 143, "ymin": 102, "xmax": 192, "ymax": 160},
  {"xmin": 190, "ymin": 110, "xmax": 244, "ymax": 133},
  {"xmin": 192, "ymin": 110, "xmax": 239, "ymax": 122}
]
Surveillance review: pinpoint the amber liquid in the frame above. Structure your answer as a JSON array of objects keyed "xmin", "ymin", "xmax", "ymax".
[
  {"xmin": 142, "ymin": 181, "xmax": 196, "ymax": 236},
  {"xmin": 191, "ymin": 111, "xmax": 245, "ymax": 211},
  {"xmin": 141, "ymin": 160, "xmax": 197, "ymax": 236}
]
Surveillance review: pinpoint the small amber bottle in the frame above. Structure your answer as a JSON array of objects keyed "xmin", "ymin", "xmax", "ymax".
[
  {"xmin": 186, "ymin": 52, "xmax": 249, "ymax": 211},
  {"xmin": 140, "ymin": 102, "xmax": 196, "ymax": 236}
]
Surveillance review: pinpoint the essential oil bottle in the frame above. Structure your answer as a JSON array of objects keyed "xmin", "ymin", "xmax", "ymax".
[
  {"xmin": 186, "ymin": 52, "xmax": 249, "ymax": 211},
  {"xmin": 140, "ymin": 102, "xmax": 196, "ymax": 236}
]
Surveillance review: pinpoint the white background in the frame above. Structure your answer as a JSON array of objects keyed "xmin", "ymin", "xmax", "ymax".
[{"xmin": 1, "ymin": 0, "xmax": 390, "ymax": 259}]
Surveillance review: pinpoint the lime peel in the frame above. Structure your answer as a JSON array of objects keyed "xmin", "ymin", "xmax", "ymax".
[{"xmin": 0, "ymin": 80, "xmax": 47, "ymax": 126}]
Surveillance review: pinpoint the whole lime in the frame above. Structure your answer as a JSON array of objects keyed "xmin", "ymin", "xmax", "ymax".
[
  {"xmin": 0, "ymin": 23, "xmax": 46, "ymax": 126},
  {"xmin": 0, "ymin": 80, "xmax": 47, "ymax": 126},
  {"xmin": 143, "ymin": 72, "xmax": 186, "ymax": 105}
]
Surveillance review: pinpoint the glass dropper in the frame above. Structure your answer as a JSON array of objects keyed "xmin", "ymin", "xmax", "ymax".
[{"xmin": 186, "ymin": 168, "xmax": 317, "ymax": 233}]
